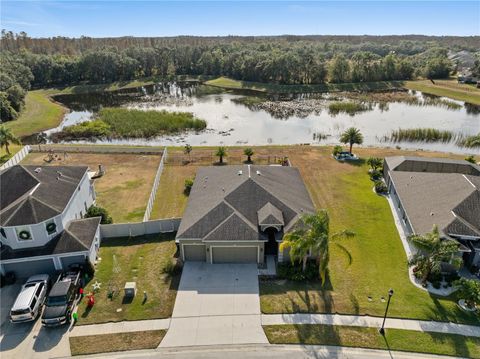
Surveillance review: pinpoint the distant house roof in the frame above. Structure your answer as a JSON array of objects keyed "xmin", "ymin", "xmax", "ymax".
[
  {"xmin": 385, "ymin": 156, "xmax": 480, "ymax": 240},
  {"xmin": 177, "ymin": 165, "xmax": 315, "ymax": 241},
  {"xmin": 0, "ymin": 217, "xmax": 101, "ymax": 261},
  {"xmin": 0, "ymin": 165, "xmax": 88, "ymax": 226}
]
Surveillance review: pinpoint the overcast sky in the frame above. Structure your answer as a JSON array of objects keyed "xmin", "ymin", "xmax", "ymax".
[{"xmin": 1, "ymin": 1, "xmax": 479, "ymax": 38}]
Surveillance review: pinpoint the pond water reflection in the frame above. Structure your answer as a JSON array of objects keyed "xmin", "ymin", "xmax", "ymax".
[{"xmin": 50, "ymin": 82, "xmax": 480, "ymax": 154}]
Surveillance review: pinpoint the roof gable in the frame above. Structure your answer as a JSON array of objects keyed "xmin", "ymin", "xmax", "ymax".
[
  {"xmin": 204, "ymin": 213, "xmax": 258, "ymax": 241},
  {"xmin": 178, "ymin": 201, "xmax": 234, "ymax": 238},
  {"xmin": 258, "ymin": 202, "xmax": 284, "ymax": 225},
  {"xmin": 452, "ymin": 190, "xmax": 480, "ymax": 232}
]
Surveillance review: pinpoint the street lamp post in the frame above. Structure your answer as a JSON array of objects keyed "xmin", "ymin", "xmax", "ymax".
[{"xmin": 379, "ymin": 288, "xmax": 394, "ymax": 336}]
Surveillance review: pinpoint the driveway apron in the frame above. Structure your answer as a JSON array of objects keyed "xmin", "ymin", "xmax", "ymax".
[{"xmin": 160, "ymin": 262, "xmax": 268, "ymax": 347}]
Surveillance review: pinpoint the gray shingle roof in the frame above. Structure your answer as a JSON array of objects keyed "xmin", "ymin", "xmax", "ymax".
[
  {"xmin": 0, "ymin": 165, "xmax": 88, "ymax": 226},
  {"xmin": 387, "ymin": 157, "xmax": 480, "ymax": 240},
  {"xmin": 258, "ymin": 202, "xmax": 284, "ymax": 225},
  {"xmin": 177, "ymin": 165, "xmax": 315, "ymax": 241},
  {"xmin": 0, "ymin": 217, "xmax": 101, "ymax": 260},
  {"xmin": 385, "ymin": 156, "xmax": 480, "ymax": 175}
]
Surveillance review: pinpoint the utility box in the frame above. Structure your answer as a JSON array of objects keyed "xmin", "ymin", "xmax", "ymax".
[{"xmin": 124, "ymin": 282, "xmax": 137, "ymax": 297}]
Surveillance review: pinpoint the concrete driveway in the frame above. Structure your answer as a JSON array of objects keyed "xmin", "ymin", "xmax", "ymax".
[
  {"xmin": 160, "ymin": 262, "xmax": 268, "ymax": 347},
  {"xmin": 0, "ymin": 283, "xmax": 71, "ymax": 358}
]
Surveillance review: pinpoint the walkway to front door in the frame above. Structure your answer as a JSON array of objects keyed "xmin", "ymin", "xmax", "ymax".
[{"xmin": 160, "ymin": 262, "xmax": 268, "ymax": 347}]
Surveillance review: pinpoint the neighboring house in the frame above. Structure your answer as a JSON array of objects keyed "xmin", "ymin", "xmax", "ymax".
[
  {"xmin": 384, "ymin": 156, "xmax": 480, "ymax": 268},
  {"xmin": 0, "ymin": 165, "xmax": 101, "ymax": 278},
  {"xmin": 176, "ymin": 165, "xmax": 315, "ymax": 264}
]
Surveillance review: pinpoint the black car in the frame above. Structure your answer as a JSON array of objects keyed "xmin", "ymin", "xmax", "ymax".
[{"xmin": 41, "ymin": 270, "xmax": 82, "ymax": 327}]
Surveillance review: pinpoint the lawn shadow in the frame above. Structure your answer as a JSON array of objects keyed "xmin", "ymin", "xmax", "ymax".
[
  {"xmin": 121, "ymin": 295, "xmax": 134, "ymax": 305},
  {"xmin": 81, "ymin": 305, "xmax": 93, "ymax": 318},
  {"xmin": 349, "ymin": 293, "xmax": 360, "ymax": 315},
  {"xmin": 100, "ymin": 233, "xmax": 176, "ymax": 248},
  {"xmin": 381, "ymin": 334, "xmax": 394, "ymax": 359},
  {"xmin": 342, "ymin": 158, "xmax": 366, "ymax": 167}
]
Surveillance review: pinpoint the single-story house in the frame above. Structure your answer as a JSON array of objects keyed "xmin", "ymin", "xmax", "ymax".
[
  {"xmin": 0, "ymin": 165, "xmax": 101, "ymax": 278},
  {"xmin": 384, "ymin": 156, "xmax": 480, "ymax": 268},
  {"xmin": 176, "ymin": 165, "xmax": 315, "ymax": 264}
]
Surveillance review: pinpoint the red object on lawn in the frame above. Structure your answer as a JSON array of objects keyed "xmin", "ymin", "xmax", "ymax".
[
  {"xmin": 79, "ymin": 287, "xmax": 84, "ymax": 297},
  {"xmin": 87, "ymin": 293, "xmax": 95, "ymax": 307}
]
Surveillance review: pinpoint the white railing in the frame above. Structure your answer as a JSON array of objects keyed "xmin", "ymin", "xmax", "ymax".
[
  {"xmin": 100, "ymin": 217, "xmax": 181, "ymax": 238},
  {"xmin": 0, "ymin": 145, "xmax": 31, "ymax": 171},
  {"xmin": 143, "ymin": 147, "xmax": 168, "ymax": 222}
]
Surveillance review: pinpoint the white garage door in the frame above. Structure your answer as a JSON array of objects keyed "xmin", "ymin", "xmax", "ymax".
[
  {"xmin": 183, "ymin": 244, "xmax": 206, "ymax": 262},
  {"xmin": 212, "ymin": 247, "xmax": 258, "ymax": 263}
]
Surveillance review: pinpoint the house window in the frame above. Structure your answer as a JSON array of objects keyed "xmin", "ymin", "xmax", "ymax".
[
  {"xmin": 78, "ymin": 186, "xmax": 81, "ymax": 191},
  {"xmin": 80, "ymin": 211, "xmax": 83, "ymax": 218},
  {"xmin": 0, "ymin": 228, "xmax": 6, "ymax": 238},
  {"xmin": 84, "ymin": 202, "xmax": 88, "ymax": 212}
]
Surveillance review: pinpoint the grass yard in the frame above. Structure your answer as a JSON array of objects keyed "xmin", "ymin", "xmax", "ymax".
[
  {"xmin": 76, "ymin": 234, "xmax": 179, "ymax": 324},
  {"xmin": 4, "ymin": 90, "xmax": 66, "ymax": 138},
  {"xmin": 21, "ymin": 152, "xmax": 160, "ymax": 223},
  {"xmin": 260, "ymin": 146, "xmax": 478, "ymax": 325},
  {"xmin": 405, "ymin": 79, "xmax": 480, "ymax": 105},
  {"xmin": 0, "ymin": 143, "xmax": 23, "ymax": 165},
  {"xmin": 69, "ymin": 330, "xmax": 165, "ymax": 356},
  {"xmin": 263, "ymin": 325, "xmax": 480, "ymax": 358},
  {"xmin": 205, "ymin": 77, "xmax": 404, "ymax": 94},
  {"xmin": 150, "ymin": 164, "xmax": 198, "ymax": 219}
]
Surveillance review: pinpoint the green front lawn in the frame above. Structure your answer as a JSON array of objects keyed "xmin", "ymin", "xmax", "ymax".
[
  {"xmin": 260, "ymin": 148, "xmax": 479, "ymax": 325},
  {"xmin": 76, "ymin": 234, "xmax": 180, "ymax": 324},
  {"xmin": 263, "ymin": 325, "xmax": 480, "ymax": 358},
  {"xmin": 69, "ymin": 330, "xmax": 165, "ymax": 356}
]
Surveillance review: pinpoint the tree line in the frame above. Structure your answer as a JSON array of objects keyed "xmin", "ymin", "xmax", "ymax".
[{"xmin": 0, "ymin": 31, "xmax": 464, "ymax": 122}]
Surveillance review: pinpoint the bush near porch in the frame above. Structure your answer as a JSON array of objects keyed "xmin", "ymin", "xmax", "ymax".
[{"xmin": 76, "ymin": 233, "xmax": 180, "ymax": 325}]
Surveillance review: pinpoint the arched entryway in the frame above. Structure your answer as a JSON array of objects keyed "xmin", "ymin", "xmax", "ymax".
[{"xmin": 264, "ymin": 227, "xmax": 279, "ymax": 255}]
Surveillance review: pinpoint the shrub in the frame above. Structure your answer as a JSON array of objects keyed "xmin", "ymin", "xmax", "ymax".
[
  {"xmin": 465, "ymin": 155, "xmax": 476, "ymax": 164},
  {"xmin": 184, "ymin": 177, "xmax": 194, "ymax": 195},
  {"xmin": 277, "ymin": 261, "xmax": 319, "ymax": 281},
  {"xmin": 162, "ymin": 259, "xmax": 182, "ymax": 277},
  {"xmin": 369, "ymin": 169, "xmax": 382, "ymax": 181},
  {"xmin": 332, "ymin": 145, "xmax": 343, "ymax": 156},
  {"xmin": 453, "ymin": 278, "xmax": 480, "ymax": 309},
  {"xmin": 374, "ymin": 180, "xmax": 387, "ymax": 194},
  {"xmin": 86, "ymin": 205, "xmax": 113, "ymax": 224},
  {"xmin": 328, "ymin": 101, "xmax": 370, "ymax": 116},
  {"xmin": 432, "ymin": 281, "xmax": 442, "ymax": 289}
]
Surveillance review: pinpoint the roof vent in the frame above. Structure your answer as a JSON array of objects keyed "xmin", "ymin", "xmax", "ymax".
[
  {"xmin": 430, "ymin": 212, "xmax": 434, "ymax": 216},
  {"xmin": 222, "ymin": 187, "xmax": 225, "ymax": 192},
  {"xmin": 238, "ymin": 170, "xmax": 243, "ymax": 175},
  {"xmin": 56, "ymin": 171, "xmax": 63, "ymax": 177},
  {"xmin": 256, "ymin": 170, "xmax": 261, "ymax": 175},
  {"xmin": 34, "ymin": 167, "xmax": 42, "ymax": 173}
]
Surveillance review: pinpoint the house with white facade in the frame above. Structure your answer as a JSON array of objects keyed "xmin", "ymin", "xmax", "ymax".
[
  {"xmin": 0, "ymin": 165, "xmax": 101, "ymax": 278},
  {"xmin": 384, "ymin": 156, "xmax": 480, "ymax": 268}
]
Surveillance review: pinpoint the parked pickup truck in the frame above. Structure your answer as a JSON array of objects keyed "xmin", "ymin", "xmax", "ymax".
[{"xmin": 41, "ymin": 270, "xmax": 82, "ymax": 327}]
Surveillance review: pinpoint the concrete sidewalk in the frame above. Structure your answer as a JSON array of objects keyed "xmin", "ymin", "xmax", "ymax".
[
  {"xmin": 69, "ymin": 318, "xmax": 170, "ymax": 337},
  {"xmin": 262, "ymin": 313, "xmax": 480, "ymax": 337}
]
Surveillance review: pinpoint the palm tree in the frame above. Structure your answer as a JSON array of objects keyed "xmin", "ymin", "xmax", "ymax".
[
  {"xmin": 0, "ymin": 126, "xmax": 21, "ymax": 155},
  {"xmin": 244, "ymin": 148, "xmax": 254, "ymax": 163},
  {"xmin": 339, "ymin": 127, "xmax": 363, "ymax": 154},
  {"xmin": 215, "ymin": 146, "xmax": 227, "ymax": 164},
  {"xmin": 366, "ymin": 157, "xmax": 383, "ymax": 171},
  {"xmin": 408, "ymin": 225, "xmax": 461, "ymax": 285},
  {"xmin": 280, "ymin": 210, "xmax": 355, "ymax": 285}
]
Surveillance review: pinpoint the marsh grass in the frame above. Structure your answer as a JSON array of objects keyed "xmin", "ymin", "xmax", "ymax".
[
  {"xmin": 328, "ymin": 101, "xmax": 371, "ymax": 115},
  {"xmin": 99, "ymin": 108, "xmax": 207, "ymax": 138},
  {"xmin": 56, "ymin": 108, "xmax": 207, "ymax": 140},
  {"xmin": 389, "ymin": 128, "xmax": 456, "ymax": 143},
  {"xmin": 457, "ymin": 133, "xmax": 480, "ymax": 148}
]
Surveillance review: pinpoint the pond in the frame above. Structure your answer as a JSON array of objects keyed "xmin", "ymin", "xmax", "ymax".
[{"xmin": 49, "ymin": 82, "xmax": 480, "ymax": 154}]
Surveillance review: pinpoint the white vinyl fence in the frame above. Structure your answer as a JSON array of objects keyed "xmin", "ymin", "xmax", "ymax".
[
  {"xmin": 143, "ymin": 147, "xmax": 168, "ymax": 222},
  {"xmin": 0, "ymin": 145, "xmax": 30, "ymax": 170},
  {"xmin": 100, "ymin": 218, "xmax": 181, "ymax": 239}
]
